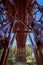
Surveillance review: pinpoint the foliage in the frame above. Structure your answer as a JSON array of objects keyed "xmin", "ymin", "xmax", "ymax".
[
  {"xmin": 8, "ymin": 47, "xmax": 17, "ymax": 65},
  {"xmin": 8, "ymin": 45, "xmax": 37, "ymax": 65},
  {"xmin": 26, "ymin": 45, "xmax": 36, "ymax": 65}
]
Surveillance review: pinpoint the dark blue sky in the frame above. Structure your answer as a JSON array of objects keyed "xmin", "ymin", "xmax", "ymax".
[
  {"xmin": 37, "ymin": 0, "xmax": 43, "ymax": 6},
  {"xmin": 36, "ymin": 0, "xmax": 43, "ymax": 21}
]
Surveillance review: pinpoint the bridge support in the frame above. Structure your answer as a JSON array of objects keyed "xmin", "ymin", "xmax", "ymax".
[
  {"xmin": 34, "ymin": 44, "xmax": 43, "ymax": 65},
  {"xmin": 15, "ymin": 0, "xmax": 27, "ymax": 63},
  {"xmin": 0, "ymin": 48, "xmax": 10, "ymax": 65}
]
